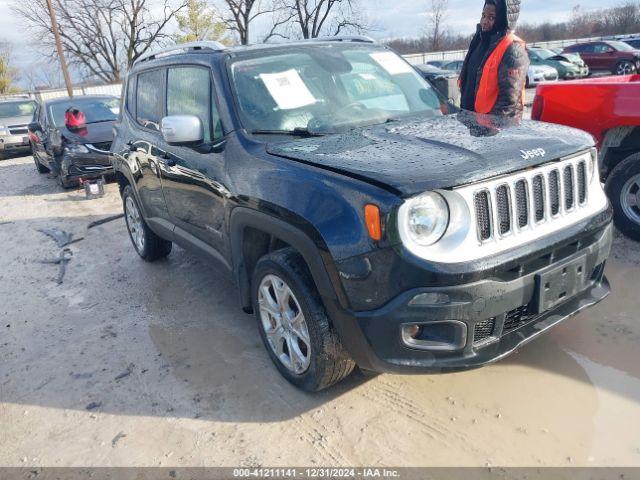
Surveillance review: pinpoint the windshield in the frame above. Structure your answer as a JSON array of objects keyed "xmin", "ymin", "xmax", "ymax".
[
  {"xmin": 0, "ymin": 100, "xmax": 37, "ymax": 119},
  {"xmin": 49, "ymin": 97, "xmax": 119, "ymax": 127},
  {"xmin": 229, "ymin": 45, "xmax": 447, "ymax": 135},
  {"xmin": 533, "ymin": 49, "xmax": 557, "ymax": 60},
  {"xmin": 609, "ymin": 41, "xmax": 636, "ymax": 52}
]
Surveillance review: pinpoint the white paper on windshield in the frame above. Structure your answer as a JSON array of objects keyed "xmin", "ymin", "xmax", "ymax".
[
  {"xmin": 369, "ymin": 52, "xmax": 413, "ymax": 75},
  {"xmin": 259, "ymin": 69, "xmax": 316, "ymax": 110},
  {"xmin": 359, "ymin": 73, "xmax": 377, "ymax": 81}
]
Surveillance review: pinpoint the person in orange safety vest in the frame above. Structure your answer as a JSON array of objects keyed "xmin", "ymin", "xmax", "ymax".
[{"xmin": 459, "ymin": 0, "xmax": 529, "ymax": 117}]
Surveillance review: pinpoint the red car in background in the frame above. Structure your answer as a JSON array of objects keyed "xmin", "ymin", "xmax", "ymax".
[
  {"xmin": 563, "ymin": 40, "xmax": 640, "ymax": 76},
  {"xmin": 533, "ymin": 75, "xmax": 640, "ymax": 240}
]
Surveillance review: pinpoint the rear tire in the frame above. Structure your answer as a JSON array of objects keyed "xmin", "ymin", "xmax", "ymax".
[
  {"xmin": 252, "ymin": 248, "xmax": 355, "ymax": 392},
  {"xmin": 615, "ymin": 60, "xmax": 636, "ymax": 76},
  {"xmin": 122, "ymin": 185, "xmax": 172, "ymax": 261},
  {"xmin": 606, "ymin": 153, "xmax": 640, "ymax": 241}
]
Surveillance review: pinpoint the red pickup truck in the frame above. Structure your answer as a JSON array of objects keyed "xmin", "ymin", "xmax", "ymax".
[{"xmin": 533, "ymin": 75, "xmax": 640, "ymax": 240}]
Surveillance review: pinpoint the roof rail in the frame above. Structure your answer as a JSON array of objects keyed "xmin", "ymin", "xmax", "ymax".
[
  {"xmin": 311, "ymin": 35, "xmax": 376, "ymax": 44},
  {"xmin": 134, "ymin": 41, "xmax": 226, "ymax": 65}
]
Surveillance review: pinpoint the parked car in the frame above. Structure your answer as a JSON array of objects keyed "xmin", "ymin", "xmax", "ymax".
[
  {"xmin": 622, "ymin": 38, "xmax": 640, "ymax": 50},
  {"xmin": 28, "ymin": 95, "xmax": 118, "ymax": 188},
  {"xmin": 113, "ymin": 39, "xmax": 612, "ymax": 392},
  {"xmin": 414, "ymin": 63, "xmax": 460, "ymax": 106},
  {"xmin": 443, "ymin": 60, "xmax": 464, "ymax": 73},
  {"xmin": 528, "ymin": 47, "xmax": 589, "ymax": 79},
  {"xmin": 426, "ymin": 60, "xmax": 449, "ymax": 69},
  {"xmin": 0, "ymin": 97, "xmax": 37, "ymax": 159},
  {"xmin": 533, "ymin": 75, "xmax": 640, "ymax": 240},
  {"xmin": 562, "ymin": 41, "xmax": 640, "ymax": 75},
  {"xmin": 526, "ymin": 64, "xmax": 559, "ymax": 87}
]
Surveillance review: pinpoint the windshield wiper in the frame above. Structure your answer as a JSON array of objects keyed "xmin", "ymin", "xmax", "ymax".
[
  {"xmin": 250, "ymin": 127, "xmax": 324, "ymax": 137},
  {"xmin": 85, "ymin": 119, "xmax": 116, "ymax": 125}
]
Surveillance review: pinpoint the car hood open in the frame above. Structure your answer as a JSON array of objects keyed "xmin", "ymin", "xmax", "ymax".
[
  {"xmin": 266, "ymin": 112, "xmax": 594, "ymax": 197},
  {"xmin": 550, "ymin": 54, "xmax": 583, "ymax": 66}
]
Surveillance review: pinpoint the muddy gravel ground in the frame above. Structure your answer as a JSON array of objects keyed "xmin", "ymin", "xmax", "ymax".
[{"xmin": 1, "ymin": 154, "xmax": 640, "ymax": 468}]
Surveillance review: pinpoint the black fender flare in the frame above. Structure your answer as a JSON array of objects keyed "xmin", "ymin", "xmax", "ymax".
[
  {"xmin": 112, "ymin": 155, "xmax": 149, "ymax": 218},
  {"xmin": 229, "ymin": 207, "xmax": 350, "ymax": 312}
]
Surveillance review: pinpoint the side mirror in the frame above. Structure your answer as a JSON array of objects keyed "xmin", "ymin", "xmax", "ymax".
[
  {"xmin": 28, "ymin": 122, "xmax": 42, "ymax": 133},
  {"xmin": 160, "ymin": 115, "xmax": 203, "ymax": 146}
]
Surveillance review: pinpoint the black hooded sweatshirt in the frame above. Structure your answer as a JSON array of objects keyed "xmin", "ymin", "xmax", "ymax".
[{"xmin": 459, "ymin": 0, "xmax": 530, "ymax": 116}]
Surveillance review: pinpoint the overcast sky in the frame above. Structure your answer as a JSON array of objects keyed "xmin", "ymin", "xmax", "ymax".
[{"xmin": 0, "ymin": 0, "xmax": 625, "ymax": 80}]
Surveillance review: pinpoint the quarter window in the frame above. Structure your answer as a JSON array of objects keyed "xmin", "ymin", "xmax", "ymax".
[
  {"xmin": 126, "ymin": 74, "xmax": 136, "ymax": 118},
  {"xmin": 136, "ymin": 69, "xmax": 164, "ymax": 130},
  {"xmin": 167, "ymin": 67, "xmax": 221, "ymax": 142}
]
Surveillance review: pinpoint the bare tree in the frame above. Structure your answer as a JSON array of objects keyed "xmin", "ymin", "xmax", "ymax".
[
  {"xmin": 23, "ymin": 63, "xmax": 64, "ymax": 90},
  {"xmin": 217, "ymin": 0, "xmax": 290, "ymax": 44},
  {"xmin": 14, "ymin": 0, "xmax": 188, "ymax": 83},
  {"xmin": 426, "ymin": 0, "xmax": 448, "ymax": 51},
  {"xmin": 279, "ymin": 0, "xmax": 367, "ymax": 39}
]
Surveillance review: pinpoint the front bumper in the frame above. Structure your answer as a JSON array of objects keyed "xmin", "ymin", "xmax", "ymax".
[
  {"xmin": 530, "ymin": 73, "xmax": 558, "ymax": 85},
  {"xmin": 564, "ymin": 67, "xmax": 589, "ymax": 79},
  {"xmin": 0, "ymin": 134, "xmax": 30, "ymax": 152},
  {"xmin": 328, "ymin": 223, "xmax": 613, "ymax": 374},
  {"xmin": 60, "ymin": 149, "xmax": 114, "ymax": 181}
]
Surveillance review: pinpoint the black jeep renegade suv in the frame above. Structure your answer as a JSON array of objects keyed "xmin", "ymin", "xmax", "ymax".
[{"xmin": 112, "ymin": 38, "xmax": 613, "ymax": 392}]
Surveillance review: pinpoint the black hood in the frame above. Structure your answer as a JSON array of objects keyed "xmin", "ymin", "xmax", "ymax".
[
  {"xmin": 61, "ymin": 121, "xmax": 115, "ymax": 145},
  {"xmin": 266, "ymin": 112, "xmax": 594, "ymax": 197}
]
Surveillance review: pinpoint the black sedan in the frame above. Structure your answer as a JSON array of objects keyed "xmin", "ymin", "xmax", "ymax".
[{"xmin": 28, "ymin": 95, "xmax": 118, "ymax": 188}]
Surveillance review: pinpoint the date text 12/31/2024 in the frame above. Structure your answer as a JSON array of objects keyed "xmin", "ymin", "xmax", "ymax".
[{"xmin": 233, "ymin": 468, "xmax": 401, "ymax": 478}]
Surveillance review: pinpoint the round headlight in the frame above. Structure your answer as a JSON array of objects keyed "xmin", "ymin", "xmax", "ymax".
[{"xmin": 403, "ymin": 192, "xmax": 449, "ymax": 246}]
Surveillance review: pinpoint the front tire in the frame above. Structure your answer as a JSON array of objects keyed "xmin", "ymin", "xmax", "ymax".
[
  {"xmin": 252, "ymin": 248, "xmax": 355, "ymax": 392},
  {"xmin": 606, "ymin": 153, "xmax": 640, "ymax": 241},
  {"xmin": 58, "ymin": 174, "xmax": 74, "ymax": 189},
  {"xmin": 33, "ymin": 153, "xmax": 50, "ymax": 173},
  {"xmin": 122, "ymin": 185, "xmax": 172, "ymax": 261}
]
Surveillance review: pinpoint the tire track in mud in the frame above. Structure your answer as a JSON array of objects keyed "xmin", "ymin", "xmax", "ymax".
[
  {"xmin": 361, "ymin": 377, "xmax": 482, "ymax": 453},
  {"xmin": 357, "ymin": 386, "xmax": 444, "ymax": 443},
  {"xmin": 269, "ymin": 390, "xmax": 351, "ymax": 466}
]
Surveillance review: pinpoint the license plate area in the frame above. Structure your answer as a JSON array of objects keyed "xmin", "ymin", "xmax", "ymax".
[{"xmin": 534, "ymin": 255, "xmax": 587, "ymax": 314}]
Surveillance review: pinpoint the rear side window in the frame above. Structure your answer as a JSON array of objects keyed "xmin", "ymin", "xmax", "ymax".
[
  {"xmin": 575, "ymin": 44, "xmax": 595, "ymax": 53},
  {"xmin": 136, "ymin": 69, "xmax": 164, "ymax": 130},
  {"xmin": 167, "ymin": 66, "xmax": 222, "ymax": 142}
]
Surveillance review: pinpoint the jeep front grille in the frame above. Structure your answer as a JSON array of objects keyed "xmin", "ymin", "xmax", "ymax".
[
  {"xmin": 398, "ymin": 150, "xmax": 608, "ymax": 264},
  {"xmin": 472, "ymin": 156, "xmax": 589, "ymax": 243},
  {"xmin": 474, "ymin": 191, "xmax": 492, "ymax": 241}
]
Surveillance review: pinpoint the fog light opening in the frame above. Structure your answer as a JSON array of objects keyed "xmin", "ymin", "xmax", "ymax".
[
  {"xmin": 404, "ymin": 324, "xmax": 422, "ymax": 339},
  {"xmin": 401, "ymin": 321, "xmax": 467, "ymax": 352}
]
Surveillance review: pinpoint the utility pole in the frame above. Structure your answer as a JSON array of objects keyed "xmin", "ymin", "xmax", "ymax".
[{"xmin": 45, "ymin": 0, "xmax": 73, "ymax": 97}]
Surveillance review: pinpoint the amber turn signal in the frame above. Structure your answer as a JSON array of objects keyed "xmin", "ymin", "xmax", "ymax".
[{"xmin": 365, "ymin": 204, "xmax": 382, "ymax": 241}]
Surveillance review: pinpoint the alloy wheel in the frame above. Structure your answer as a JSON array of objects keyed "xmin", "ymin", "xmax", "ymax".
[
  {"xmin": 258, "ymin": 274, "xmax": 311, "ymax": 375},
  {"xmin": 621, "ymin": 173, "xmax": 640, "ymax": 226},
  {"xmin": 616, "ymin": 61, "xmax": 635, "ymax": 75},
  {"xmin": 125, "ymin": 196, "xmax": 145, "ymax": 252}
]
